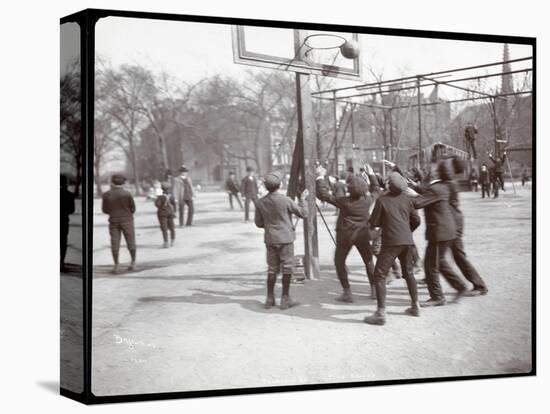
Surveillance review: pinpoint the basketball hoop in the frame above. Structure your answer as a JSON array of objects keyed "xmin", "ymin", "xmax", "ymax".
[
  {"xmin": 303, "ymin": 33, "xmax": 360, "ymax": 60},
  {"xmin": 304, "ymin": 33, "xmax": 347, "ymax": 50}
]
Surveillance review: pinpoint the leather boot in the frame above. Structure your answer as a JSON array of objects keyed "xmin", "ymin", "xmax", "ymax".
[
  {"xmin": 265, "ymin": 273, "xmax": 277, "ymax": 309},
  {"xmin": 280, "ymin": 274, "xmax": 299, "ymax": 310},
  {"xmin": 336, "ymin": 288, "xmax": 354, "ymax": 303},
  {"xmin": 364, "ymin": 308, "xmax": 386, "ymax": 325}
]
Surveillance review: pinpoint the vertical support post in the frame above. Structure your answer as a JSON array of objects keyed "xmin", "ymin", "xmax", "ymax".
[
  {"xmin": 491, "ymin": 97, "xmax": 499, "ymax": 157},
  {"xmin": 505, "ymin": 156, "xmax": 517, "ymax": 195},
  {"xmin": 389, "ymin": 108, "xmax": 393, "ymax": 161},
  {"xmin": 416, "ymin": 76, "xmax": 423, "ymax": 167},
  {"xmin": 332, "ymin": 91, "xmax": 338, "ymax": 176},
  {"xmin": 350, "ymin": 104, "xmax": 355, "ymax": 151},
  {"xmin": 294, "ymin": 30, "xmax": 319, "ymax": 280}
]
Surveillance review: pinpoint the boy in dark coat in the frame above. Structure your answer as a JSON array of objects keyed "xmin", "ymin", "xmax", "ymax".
[
  {"xmin": 255, "ymin": 172, "xmax": 308, "ymax": 310},
  {"xmin": 316, "ymin": 164, "xmax": 380, "ymax": 303},
  {"xmin": 364, "ymin": 172, "xmax": 421, "ymax": 325},
  {"xmin": 446, "ymin": 158, "xmax": 489, "ymax": 295},
  {"xmin": 60, "ymin": 174, "xmax": 75, "ymax": 272},
  {"xmin": 225, "ymin": 171, "xmax": 243, "ymax": 210},
  {"xmin": 242, "ymin": 166, "xmax": 259, "ymax": 222},
  {"xmin": 173, "ymin": 165, "xmax": 194, "ymax": 227},
  {"xmin": 464, "ymin": 123, "xmax": 478, "ymax": 159},
  {"xmin": 412, "ymin": 163, "xmax": 468, "ymax": 307},
  {"xmin": 102, "ymin": 174, "xmax": 137, "ymax": 274},
  {"xmin": 489, "ymin": 150, "xmax": 507, "ymax": 191},
  {"xmin": 155, "ymin": 183, "xmax": 177, "ymax": 248},
  {"xmin": 469, "ymin": 168, "xmax": 479, "ymax": 192},
  {"xmin": 479, "ymin": 164, "xmax": 491, "ymax": 198}
]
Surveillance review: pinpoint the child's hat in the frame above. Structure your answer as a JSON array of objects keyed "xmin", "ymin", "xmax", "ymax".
[
  {"xmin": 388, "ymin": 172, "xmax": 408, "ymax": 194},
  {"xmin": 264, "ymin": 171, "xmax": 282, "ymax": 190},
  {"xmin": 111, "ymin": 174, "xmax": 127, "ymax": 185}
]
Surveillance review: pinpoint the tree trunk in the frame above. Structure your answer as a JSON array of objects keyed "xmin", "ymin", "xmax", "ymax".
[
  {"xmin": 128, "ymin": 136, "xmax": 141, "ymax": 196},
  {"xmin": 74, "ymin": 156, "xmax": 82, "ymax": 198},
  {"xmin": 94, "ymin": 156, "xmax": 103, "ymax": 197}
]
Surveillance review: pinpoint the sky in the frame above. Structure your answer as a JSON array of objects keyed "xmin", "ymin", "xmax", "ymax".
[
  {"xmin": 94, "ymin": 16, "xmax": 533, "ymax": 101},
  {"xmin": 60, "ymin": 22, "xmax": 80, "ymax": 75}
]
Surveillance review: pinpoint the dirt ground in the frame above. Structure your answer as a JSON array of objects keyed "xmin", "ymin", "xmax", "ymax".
[{"xmin": 69, "ymin": 182, "xmax": 532, "ymax": 396}]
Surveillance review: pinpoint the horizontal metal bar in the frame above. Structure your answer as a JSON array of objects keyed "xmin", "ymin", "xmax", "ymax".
[
  {"xmin": 311, "ymin": 56, "xmax": 533, "ymax": 96},
  {"xmin": 390, "ymin": 90, "xmax": 532, "ymax": 110},
  {"xmin": 333, "ymin": 68, "xmax": 532, "ymax": 100},
  {"xmin": 312, "ymin": 95, "xmax": 392, "ymax": 109}
]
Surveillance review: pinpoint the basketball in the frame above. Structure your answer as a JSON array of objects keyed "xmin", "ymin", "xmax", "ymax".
[{"xmin": 340, "ymin": 40, "xmax": 360, "ymax": 59}]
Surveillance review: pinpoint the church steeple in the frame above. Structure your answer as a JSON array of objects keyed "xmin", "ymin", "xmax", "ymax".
[{"xmin": 501, "ymin": 43, "xmax": 513, "ymax": 95}]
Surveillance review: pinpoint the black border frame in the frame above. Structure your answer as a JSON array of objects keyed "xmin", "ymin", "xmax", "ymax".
[{"xmin": 59, "ymin": 8, "xmax": 536, "ymax": 405}]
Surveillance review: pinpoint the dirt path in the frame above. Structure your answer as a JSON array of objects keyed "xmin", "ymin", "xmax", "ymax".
[{"xmin": 87, "ymin": 186, "xmax": 532, "ymax": 396}]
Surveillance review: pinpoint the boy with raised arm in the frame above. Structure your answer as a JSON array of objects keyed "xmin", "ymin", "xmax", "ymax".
[{"xmin": 316, "ymin": 163, "xmax": 380, "ymax": 303}]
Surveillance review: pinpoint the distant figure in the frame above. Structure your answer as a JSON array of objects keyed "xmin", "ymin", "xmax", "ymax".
[
  {"xmin": 173, "ymin": 165, "xmax": 194, "ymax": 227},
  {"xmin": 345, "ymin": 166, "xmax": 355, "ymax": 183},
  {"xmin": 469, "ymin": 168, "xmax": 479, "ymax": 192},
  {"xmin": 489, "ymin": 166, "xmax": 499, "ymax": 198},
  {"xmin": 225, "ymin": 171, "xmax": 243, "ymax": 210},
  {"xmin": 155, "ymin": 183, "xmax": 177, "ymax": 248},
  {"xmin": 60, "ymin": 174, "xmax": 75, "ymax": 272},
  {"xmin": 479, "ymin": 164, "xmax": 491, "ymax": 199},
  {"xmin": 334, "ymin": 172, "xmax": 347, "ymax": 197},
  {"xmin": 255, "ymin": 171, "xmax": 308, "ymax": 310},
  {"xmin": 241, "ymin": 166, "xmax": 259, "ymax": 222},
  {"xmin": 102, "ymin": 174, "xmax": 136, "ymax": 274},
  {"xmin": 489, "ymin": 150, "xmax": 507, "ymax": 191},
  {"xmin": 464, "ymin": 123, "xmax": 478, "ymax": 159}
]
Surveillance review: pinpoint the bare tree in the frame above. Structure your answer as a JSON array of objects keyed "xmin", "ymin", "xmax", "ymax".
[
  {"xmin": 60, "ymin": 60, "xmax": 82, "ymax": 196},
  {"xmin": 96, "ymin": 63, "xmax": 151, "ymax": 195}
]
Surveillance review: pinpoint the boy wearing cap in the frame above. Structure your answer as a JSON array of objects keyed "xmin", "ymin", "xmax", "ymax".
[
  {"xmin": 173, "ymin": 165, "xmax": 194, "ymax": 227},
  {"xmin": 101, "ymin": 174, "xmax": 137, "ymax": 273},
  {"xmin": 315, "ymin": 164, "xmax": 380, "ymax": 303},
  {"xmin": 412, "ymin": 162, "xmax": 469, "ymax": 307},
  {"xmin": 255, "ymin": 171, "xmax": 308, "ymax": 310},
  {"xmin": 155, "ymin": 184, "xmax": 177, "ymax": 248},
  {"xmin": 364, "ymin": 172, "xmax": 421, "ymax": 325},
  {"xmin": 241, "ymin": 166, "xmax": 259, "ymax": 222}
]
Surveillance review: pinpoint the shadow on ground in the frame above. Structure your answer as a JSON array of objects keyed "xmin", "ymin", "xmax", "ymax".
[{"xmin": 137, "ymin": 271, "xmax": 427, "ymax": 325}]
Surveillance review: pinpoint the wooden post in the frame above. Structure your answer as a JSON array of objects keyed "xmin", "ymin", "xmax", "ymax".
[{"xmin": 293, "ymin": 30, "xmax": 319, "ymax": 280}]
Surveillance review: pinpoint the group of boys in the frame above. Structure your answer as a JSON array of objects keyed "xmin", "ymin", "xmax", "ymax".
[
  {"xmin": 253, "ymin": 157, "xmax": 488, "ymax": 326},
  {"xmin": 225, "ymin": 166, "xmax": 261, "ymax": 222},
  {"xmin": 99, "ymin": 165, "xmax": 196, "ymax": 274},
  {"xmin": 469, "ymin": 151, "xmax": 507, "ymax": 198}
]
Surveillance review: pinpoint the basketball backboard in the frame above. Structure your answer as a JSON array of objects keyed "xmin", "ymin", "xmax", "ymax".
[{"xmin": 231, "ymin": 26, "xmax": 362, "ymax": 81}]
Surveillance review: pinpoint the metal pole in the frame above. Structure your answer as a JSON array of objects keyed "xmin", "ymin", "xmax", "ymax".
[
  {"xmin": 293, "ymin": 29, "xmax": 319, "ymax": 280},
  {"xmin": 416, "ymin": 76, "xmax": 423, "ymax": 167},
  {"xmin": 350, "ymin": 105, "xmax": 355, "ymax": 150},
  {"xmin": 326, "ymin": 68, "xmax": 532, "ymax": 101},
  {"xmin": 333, "ymin": 91, "xmax": 338, "ymax": 176},
  {"xmin": 311, "ymin": 56, "xmax": 533, "ymax": 96},
  {"xmin": 491, "ymin": 97, "xmax": 499, "ymax": 156},
  {"xmin": 505, "ymin": 155, "xmax": 517, "ymax": 195},
  {"xmin": 389, "ymin": 108, "xmax": 394, "ymax": 161}
]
